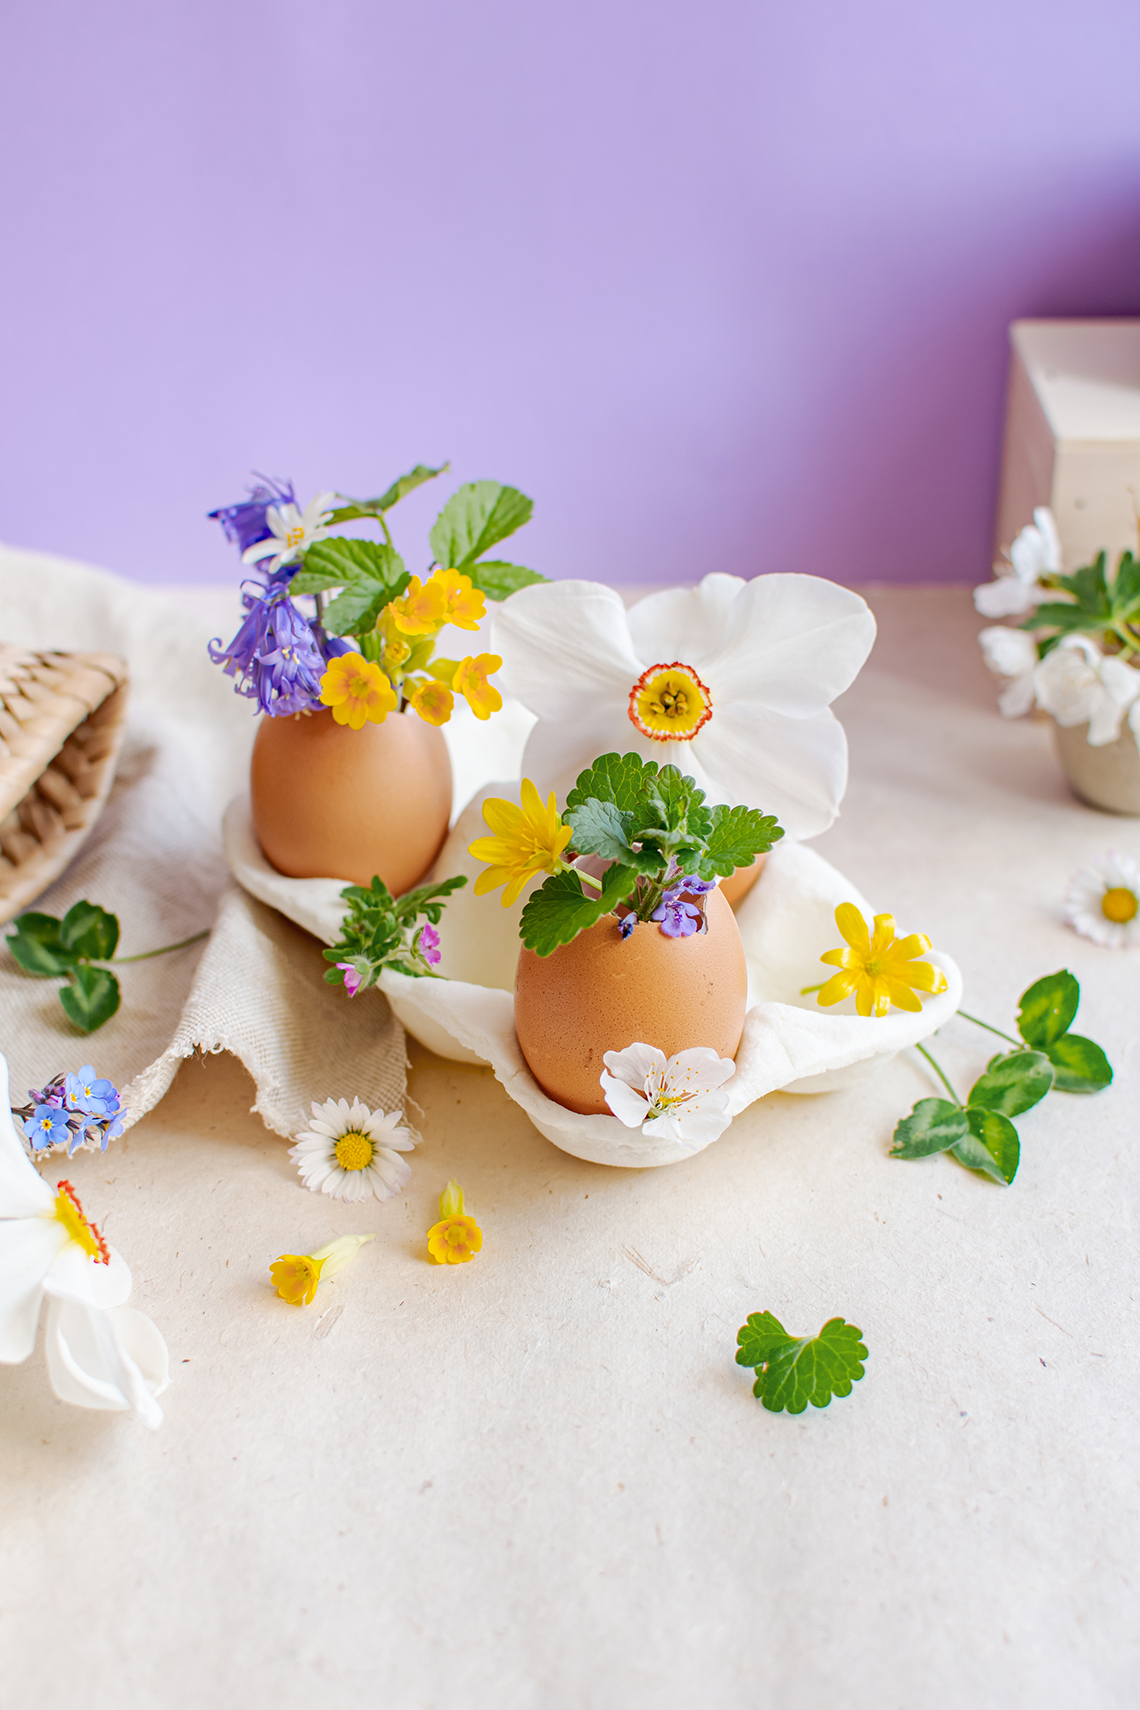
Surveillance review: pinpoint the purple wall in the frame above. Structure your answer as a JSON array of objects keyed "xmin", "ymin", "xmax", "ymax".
[{"xmin": 3, "ymin": 0, "xmax": 1140, "ymax": 588}]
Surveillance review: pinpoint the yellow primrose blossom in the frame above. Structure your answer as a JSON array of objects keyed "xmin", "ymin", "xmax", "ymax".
[
  {"xmin": 436, "ymin": 568, "xmax": 486, "ymax": 631},
  {"xmin": 427, "ymin": 1180, "xmax": 482, "ymax": 1265},
  {"xmin": 410, "ymin": 678, "xmax": 455, "ymax": 726},
  {"xmin": 816, "ymin": 903, "xmax": 948, "ymax": 1019},
  {"xmin": 453, "ymin": 653, "xmax": 503, "ymax": 720},
  {"xmin": 269, "ymin": 1234, "xmax": 374, "ymax": 1305},
  {"xmin": 468, "ymin": 777, "xmax": 573, "ymax": 906},
  {"xmin": 320, "ymin": 652, "xmax": 398, "ymax": 729},
  {"xmin": 390, "ymin": 574, "xmax": 450, "ymax": 636}
]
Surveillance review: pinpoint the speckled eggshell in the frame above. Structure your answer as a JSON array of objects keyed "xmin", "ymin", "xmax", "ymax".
[
  {"xmin": 250, "ymin": 706, "xmax": 453, "ymax": 894},
  {"xmin": 513, "ymin": 885, "xmax": 748, "ymax": 1116}
]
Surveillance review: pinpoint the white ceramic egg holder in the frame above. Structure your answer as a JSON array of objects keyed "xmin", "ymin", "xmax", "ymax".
[{"xmin": 223, "ymin": 791, "xmax": 962, "ymax": 1169}]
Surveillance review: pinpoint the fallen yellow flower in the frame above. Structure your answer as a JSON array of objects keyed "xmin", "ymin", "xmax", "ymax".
[{"xmin": 816, "ymin": 902, "xmax": 948, "ymax": 1019}]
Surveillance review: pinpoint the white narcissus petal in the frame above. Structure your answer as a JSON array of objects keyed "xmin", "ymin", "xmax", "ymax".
[
  {"xmin": 0, "ymin": 1218, "xmax": 66, "ymax": 1362},
  {"xmin": 0, "ymin": 1058, "xmax": 54, "ymax": 1220},
  {"xmin": 693, "ymin": 703, "xmax": 849, "ymax": 838},
  {"xmin": 44, "ymin": 1240, "xmax": 131, "ymax": 1309},
  {"xmin": 45, "ymin": 1300, "xmax": 168, "ymax": 1429},
  {"xmin": 519, "ymin": 710, "xmax": 645, "ymax": 806},
  {"xmin": 492, "ymin": 582, "xmax": 642, "ymax": 719},
  {"xmin": 703, "ymin": 574, "xmax": 876, "ymax": 715},
  {"xmin": 625, "ymin": 575, "xmax": 748, "ymax": 670}
]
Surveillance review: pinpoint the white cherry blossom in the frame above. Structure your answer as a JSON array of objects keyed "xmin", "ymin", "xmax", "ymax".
[
  {"xmin": 974, "ymin": 508, "xmax": 1062, "ymax": 618},
  {"xmin": 1033, "ymin": 635, "xmax": 1140, "ymax": 745},
  {"xmin": 979, "ymin": 625, "xmax": 1039, "ymax": 717},
  {"xmin": 599, "ymin": 1043, "xmax": 736, "ymax": 1146}
]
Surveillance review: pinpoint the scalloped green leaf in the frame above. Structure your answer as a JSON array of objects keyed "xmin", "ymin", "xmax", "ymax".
[
  {"xmin": 565, "ymin": 752, "xmax": 656, "ymax": 814},
  {"xmin": 696, "ymin": 804, "xmax": 784, "ymax": 879},
  {"xmin": 737, "ymin": 1313, "xmax": 868, "ymax": 1414},
  {"xmin": 519, "ymin": 864, "xmax": 639, "ymax": 958}
]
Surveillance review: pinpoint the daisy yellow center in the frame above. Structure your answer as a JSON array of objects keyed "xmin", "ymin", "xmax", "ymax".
[
  {"xmin": 628, "ymin": 662, "xmax": 712, "ymax": 742},
  {"xmin": 1101, "ymin": 886, "xmax": 1138, "ymax": 923},
  {"xmin": 334, "ymin": 1131, "xmax": 375, "ymax": 1171},
  {"xmin": 53, "ymin": 1179, "xmax": 110, "ymax": 1264},
  {"xmin": 284, "ymin": 524, "xmax": 306, "ymax": 551}
]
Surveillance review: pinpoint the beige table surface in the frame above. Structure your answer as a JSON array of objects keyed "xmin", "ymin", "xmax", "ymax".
[{"xmin": 4, "ymin": 588, "xmax": 1138, "ymax": 1710}]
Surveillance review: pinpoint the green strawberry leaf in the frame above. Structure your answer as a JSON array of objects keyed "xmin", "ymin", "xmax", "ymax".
[
  {"xmin": 696, "ymin": 804, "xmax": 784, "ymax": 880},
  {"xmin": 59, "ymin": 900, "xmax": 119, "ymax": 962},
  {"xmin": 565, "ymin": 752, "xmax": 656, "ymax": 814},
  {"xmin": 59, "ymin": 966, "xmax": 121, "ymax": 1033},
  {"xmin": 967, "ymin": 1049, "xmax": 1053, "ymax": 1116},
  {"xmin": 736, "ymin": 1312, "xmax": 868, "ymax": 1414},
  {"xmin": 1045, "ymin": 1033, "xmax": 1113, "ymax": 1093},
  {"xmin": 429, "ymin": 481, "xmax": 534, "ymax": 570},
  {"xmin": 952, "ymin": 1108, "xmax": 1020, "ymax": 1184},
  {"xmin": 889, "ymin": 1097, "xmax": 969, "ymax": 1158},
  {"xmin": 327, "ymin": 463, "xmax": 449, "ymax": 524},
  {"xmin": 6, "ymin": 912, "xmax": 78, "ymax": 976},
  {"xmin": 519, "ymin": 864, "xmax": 639, "ymax": 958},
  {"xmin": 1017, "ymin": 970, "xmax": 1080, "ymax": 1048},
  {"xmin": 463, "ymin": 560, "xmax": 547, "ymax": 601}
]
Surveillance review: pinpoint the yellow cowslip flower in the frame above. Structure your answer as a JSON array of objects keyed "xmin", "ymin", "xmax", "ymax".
[
  {"xmin": 269, "ymin": 1234, "xmax": 375, "ymax": 1305},
  {"xmin": 409, "ymin": 678, "xmax": 455, "ymax": 726},
  {"xmin": 390, "ymin": 574, "xmax": 449, "ymax": 636},
  {"xmin": 467, "ymin": 777, "xmax": 573, "ymax": 906},
  {"xmin": 320, "ymin": 652, "xmax": 398, "ymax": 729},
  {"xmin": 436, "ymin": 568, "xmax": 486, "ymax": 631},
  {"xmin": 427, "ymin": 1180, "xmax": 482, "ymax": 1265},
  {"xmin": 453, "ymin": 653, "xmax": 503, "ymax": 721},
  {"xmin": 816, "ymin": 903, "xmax": 948, "ymax": 1019}
]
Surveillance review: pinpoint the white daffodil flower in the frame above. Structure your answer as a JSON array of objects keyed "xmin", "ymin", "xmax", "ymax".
[
  {"xmin": 242, "ymin": 490, "xmax": 336, "ymax": 576},
  {"xmin": 1033, "ymin": 636, "xmax": 1140, "ymax": 745},
  {"xmin": 974, "ymin": 508, "xmax": 1062, "ymax": 618},
  {"xmin": 0, "ymin": 1055, "xmax": 169, "ymax": 1427},
  {"xmin": 599, "ymin": 1043, "xmax": 736, "ymax": 1146},
  {"xmin": 492, "ymin": 573, "xmax": 876, "ymax": 839},
  {"xmin": 978, "ymin": 625, "xmax": 1039, "ymax": 717}
]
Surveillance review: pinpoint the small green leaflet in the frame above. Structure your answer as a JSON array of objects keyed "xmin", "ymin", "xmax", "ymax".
[
  {"xmin": 955, "ymin": 1107, "xmax": 1020, "ymax": 1185},
  {"xmin": 519, "ymin": 864, "xmax": 639, "ymax": 958},
  {"xmin": 1044, "ymin": 1033, "xmax": 1112, "ymax": 1093},
  {"xmin": 60, "ymin": 965, "xmax": 121, "ymax": 1032},
  {"xmin": 326, "ymin": 463, "xmax": 450, "ymax": 525},
  {"xmin": 889, "ymin": 1097, "xmax": 968, "ymax": 1158},
  {"xmin": 736, "ymin": 1312, "xmax": 868, "ymax": 1414},
  {"xmin": 968, "ymin": 1050, "xmax": 1053, "ymax": 1117},
  {"xmin": 7, "ymin": 904, "xmax": 123, "ymax": 1032},
  {"xmin": 429, "ymin": 482, "xmax": 534, "ymax": 579},
  {"xmin": 1015, "ymin": 969, "xmax": 1113, "ymax": 1093}
]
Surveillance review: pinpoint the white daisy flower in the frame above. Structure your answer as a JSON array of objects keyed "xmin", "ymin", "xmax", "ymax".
[
  {"xmin": 978, "ymin": 625, "xmax": 1039, "ymax": 717},
  {"xmin": 242, "ymin": 490, "xmax": 336, "ymax": 576},
  {"xmin": 974, "ymin": 508, "xmax": 1061, "ymax": 618},
  {"xmin": 1033, "ymin": 636, "xmax": 1140, "ymax": 745},
  {"xmin": 599, "ymin": 1043, "xmax": 736, "ymax": 1147},
  {"xmin": 1063, "ymin": 850, "xmax": 1140, "ymax": 948},
  {"xmin": 289, "ymin": 1098, "xmax": 415, "ymax": 1203}
]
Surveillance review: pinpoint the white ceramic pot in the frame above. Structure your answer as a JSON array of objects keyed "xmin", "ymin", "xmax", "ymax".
[{"xmin": 1053, "ymin": 720, "xmax": 1140, "ymax": 815}]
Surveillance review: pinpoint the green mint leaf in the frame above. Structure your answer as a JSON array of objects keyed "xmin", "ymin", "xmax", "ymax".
[
  {"xmin": 967, "ymin": 1049, "xmax": 1053, "ymax": 1117},
  {"xmin": 565, "ymin": 752, "xmax": 656, "ymax": 814},
  {"xmin": 1017, "ymin": 970, "xmax": 1080, "ymax": 1048},
  {"xmin": 59, "ymin": 966, "xmax": 121, "ymax": 1033},
  {"xmin": 6, "ymin": 913, "xmax": 78, "ymax": 976},
  {"xmin": 463, "ymin": 560, "xmax": 547, "ymax": 601},
  {"xmin": 59, "ymin": 900, "xmax": 119, "ymax": 962},
  {"xmin": 429, "ymin": 481, "xmax": 534, "ymax": 570},
  {"xmin": 329, "ymin": 463, "xmax": 449, "ymax": 522},
  {"xmin": 953, "ymin": 1108, "xmax": 1020, "ymax": 1184},
  {"xmin": 393, "ymin": 874, "xmax": 468, "ymax": 925},
  {"xmin": 737, "ymin": 1313, "xmax": 868, "ymax": 1414},
  {"xmin": 565, "ymin": 799, "xmax": 639, "ymax": 863},
  {"xmin": 519, "ymin": 864, "xmax": 639, "ymax": 958},
  {"xmin": 696, "ymin": 804, "xmax": 785, "ymax": 880},
  {"xmin": 889, "ymin": 1097, "xmax": 968, "ymax": 1158},
  {"xmin": 1110, "ymin": 551, "xmax": 1140, "ymax": 619},
  {"xmin": 642, "ymin": 764, "xmax": 705, "ymax": 832},
  {"xmin": 1045, "ymin": 1033, "xmax": 1113, "ymax": 1093}
]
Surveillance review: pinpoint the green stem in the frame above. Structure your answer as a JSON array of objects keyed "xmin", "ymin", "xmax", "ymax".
[
  {"xmin": 379, "ymin": 513, "xmax": 395, "ymax": 549},
  {"xmin": 800, "ymin": 982, "xmax": 824, "ymax": 995},
  {"xmin": 105, "ymin": 930, "xmax": 209, "ymax": 964},
  {"xmin": 914, "ymin": 1042, "xmax": 961, "ymax": 1105},
  {"xmin": 569, "ymin": 861, "xmax": 603, "ymax": 892},
  {"xmin": 957, "ymin": 1010, "xmax": 1018, "ymax": 1046}
]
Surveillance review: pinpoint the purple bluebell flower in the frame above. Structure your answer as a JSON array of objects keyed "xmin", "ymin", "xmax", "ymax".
[
  {"xmin": 337, "ymin": 961, "xmax": 363, "ymax": 997},
  {"xmin": 209, "ymin": 475, "xmax": 296, "ymax": 556},
  {"xmin": 652, "ymin": 877, "xmax": 714, "ymax": 938},
  {"xmin": 25, "ymin": 1104, "xmax": 71, "ymax": 1150},
  {"xmin": 209, "ymin": 584, "xmax": 329, "ymax": 717},
  {"xmin": 65, "ymin": 1065, "xmax": 121, "ymax": 1119},
  {"xmin": 416, "ymin": 923, "xmax": 442, "ymax": 967},
  {"xmin": 618, "ymin": 914, "xmax": 637, "ymax": 939}
]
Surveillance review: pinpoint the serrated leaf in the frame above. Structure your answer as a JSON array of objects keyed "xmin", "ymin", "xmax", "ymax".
[
  {"xmin": 967, "ymin": 1049, "xmax": 1053, "ymax": 1116},
  {"xmin": 293, "ymin": 536, "xmax": 399, "ymax": 592},
  {"xmin": 1045, "ymin": 1033, "xmax": 1113, "ymax": 1093},
  {"xmin": 737, "ymin": 1313, "xmax": 868, "ymax": 1414},
  {"xmin": 1017, "ymin": 970, "xmax": 1079, "ymax": 1048},
  {"xmin": 952, "ymin": 1107, "xmax": 1020, "ymax": 1184},
  {"xmin": 464, "ymin": 560, "xmax": 547, "ymax": 601},
  {"xmin": 889, "ymin": 1097, "xmax": 968, "ymax": 1158},
  {"xmin": 330, "ymin": 463, "xmax": 449, "ymax": 522},
  {"xmin": 429, "ymin": 481, "xmax": 533, "ymax": 570},
  {"xmin": 6, "ymin": 913, "xmax": 77, "ymax": 976},
  {"xmin": 59, "ymin": 900, "xmax": 119, "ymax": 961},
  {"xmin": 565, "ymin": 752, "xmax": 656, "ymax": 814},
  {"xmin": 696, "ymin": 804, "xmax": 784, "ymax": 880},
  {"xmin": 519, "ymin": 864, "xmax": 639, "ymax": 958},
  {"xmin": 565, "ymin": 798, "xmax": 638, "ymax": 863},
  {"xmin": 59, "ymin": 966, "xmax": 121, "ymax": 1033}
]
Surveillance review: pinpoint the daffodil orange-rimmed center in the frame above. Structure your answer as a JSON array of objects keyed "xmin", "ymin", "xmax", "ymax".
[
  {"xmin": 1101, "ymin": 886, "xmax": 1138, "ymax": 924},
  {"xmin": 53, "ymin": 1179, "xmax": 110, "ymax": 1264},
  {"xmin": 333, "ymin": 1131, "xmax": 375, "ymax": 1172},
  {"xmin": 628, "ymin": 662, "xmax": 712, "ymax": 742}
]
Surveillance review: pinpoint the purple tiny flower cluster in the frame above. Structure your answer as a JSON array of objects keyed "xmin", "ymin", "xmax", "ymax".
[
  {"xmin": 416, "ymin": 923, "xmax": 442, "ymax": 967},
  {"xmin": 15, "ymin": 1065, "xmax": 126, "ymax": 1157},
  {"xmin": 652, "ymin": 876, "xmax": 716, "ymax": 938}
]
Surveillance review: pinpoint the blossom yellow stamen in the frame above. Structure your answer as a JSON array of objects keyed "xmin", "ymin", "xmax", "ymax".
[
  {"xmin": 628, "ymin": 662, "xmax": 712, "ymax": 742},
  {"xmin": 468, "ymin": 778, "xmax": 574, "ymax": 906},
  {"xmin": 1101, "ymin": 886, "xmax": 1138, "ymax": 923},
  {"xmin": 816, "ymin": 902, "xmax": 948, "ymax": 1019},
  {"xmin": 333, "ymin": 1131, "xmax": 374, "ymax": 1171},
  {"xmin": 53, "ymin": 1179, "xmax": 110, "ymax": 1264},
  {"xmin": 319, "ymin": 652, "xmax": 398, "ymax": 729}
]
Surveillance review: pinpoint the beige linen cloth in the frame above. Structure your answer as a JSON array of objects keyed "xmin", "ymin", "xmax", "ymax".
[{"xmin": 0, "ymin": 546, "xmax": 405, "ymax": 1136}]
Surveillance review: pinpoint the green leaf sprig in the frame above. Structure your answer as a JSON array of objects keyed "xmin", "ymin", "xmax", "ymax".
[
  {"xmin": 6, "ymin": 903, "xmax": 209, "ymax": 1033},
  {"xmin": 324, "ymin": 873, "xmax": 467, "ymax": 989},
  {"xmin": 890, "ymin": 970, "xmax": 1112, "ymax": 1185},
  {"xmin": 736, "ymin": 1312, "xmax": 868, "ymax": 1413},
  {"xmin": 517, "ymin": 751, "xmax": 784, "ymax": 957},
  {"xmin": 1026, "ymin": 548, "xmax": 1140, "ymax": 661}
]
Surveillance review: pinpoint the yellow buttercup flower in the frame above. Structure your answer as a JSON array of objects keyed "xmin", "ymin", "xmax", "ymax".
[
  {"xmin": 453, "ymin": 653, "xmax": 503, "ymax": 720},
  {"xmin": 390, "ymin": 574, "xmax": 450, "ymax": 636},
  {"xmin": 320, "ymin": 652, "xmax": 398, "ymax": 729},
  {"xmin": 409, "ymin": 678, "xmax": 455, "ymax": 726},
  {"xmin": 427, "ymin": 1180, "xmax": 482, "ymax": 1265},
  {"xmin": 436, "ymin": 568, "xmax": 486, "ymax": 631},
  {"xmin": 816, "ymin": 903, "xmax": 948, "ymax": 1019},
  {"xmin": 468, "ymin": 777, "xmax": 573, "ymax": 906},
  {"xmin": 269, "ymin": 1234, "xmax": 375, "ymax": 1305}
]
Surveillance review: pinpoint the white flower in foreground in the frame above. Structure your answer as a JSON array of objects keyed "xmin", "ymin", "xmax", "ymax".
[
  {"xmin": 600, "ymin": 1044, "xmax": 736, "ymax": 1146},
  {"xmin": 290, "ymin": 1097, "xmax": 415, "ymax": 1203},
  {"xmin": 492, "ymin": 573, "xmax": 876, "ymax": 840},
  {"xmin": 979, "ymin": 625, "xmax": 1039, "ymax": 717},
  {"xmin": 0, "ymin": 1054, "xmax": 168, "ymax": 1427},
  {"xmin": 1033, "ymin": 636, "xmax": 1140, "ymax": 745},
  {"xmin": 974, "ymin": 508, "xmax": 1061, "ymax": 617},
  {"xmin": 242, "ymin": 490, "xmax": 336, "ymax": 575},
  {"xmin": 1064, "ymin": 850, "xmax": 1140, "ymax": 948}
]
